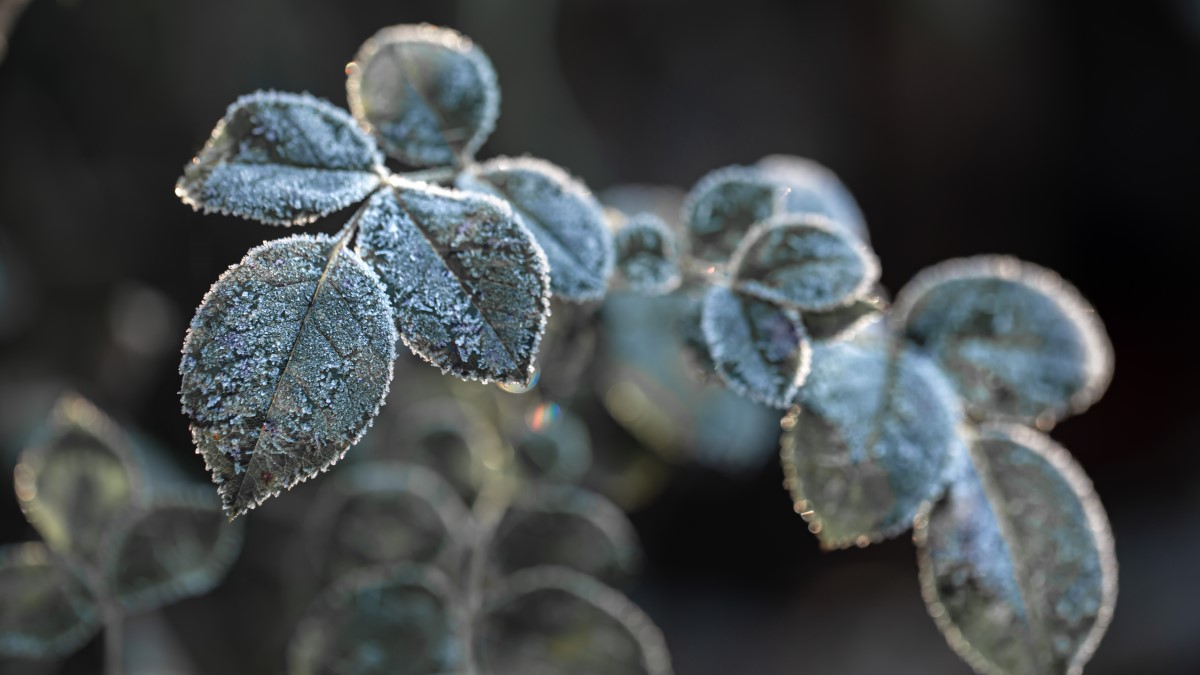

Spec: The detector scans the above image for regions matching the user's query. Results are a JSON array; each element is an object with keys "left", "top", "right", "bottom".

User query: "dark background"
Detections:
[{"left": 1, "top": 0, "right": 1198, "bottom": 673}]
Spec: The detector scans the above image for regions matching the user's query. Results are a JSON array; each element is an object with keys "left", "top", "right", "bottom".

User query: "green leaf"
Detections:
[
  {"left": 478, "top": 567, "right": 673, "bottom": 675},
  {"left": 730, "top": 214, "right": 880, "bottom": 311},
  {"left": 289, "top": 564, "right": 467, "bottom": 675},
  {"left": 176, "top": 91, "right": 383, "bottom": 226},
  {"left": 355, "top": 180, "right": 551, "bottom": 386},
  {"left": 800, "top": 295, "right": 886, "bottom": 342},
  {"left": 307, "top": 462, "right": 471, "bottom": 580},
  {"left": 347, "top": 24, "right": 499, "bottom": 167},
  {"left": 180, "top": 232, "right": 398, "bottom": 519},
  {"left": 488, "top": 486, "right": 641, "bottom": 587},
  {"left": 15, "top": 393, "right": 141, "bottom": 564},
  {"left": 756, "top": 154, "right": 870, "bottom": 243},
  {"left": 781, "top": 339, "right": 966, "bottom": 548},
  {"left": 459, "top": 157, "right": 614, "bottom": 302},
  {"left": 681, "top": 165, "right": 786, "bottom": 264},
  {"left": 915, "top": 425, "right": 1116, "bottom": 675},
  {"left": 107, "top": 485, "right": 244, "bottom": 613},
  {"left": 893, "top": 256, "right": 1113, "bottom": 426},
  {"left": 0, "top": 543, "right": 100, "bottom": 659},
  {"left": 701, "top": 286, "right": 811, "bottom": 409},
  {"left": 614, "top": 212, "right": 681, "bottom": 295}
]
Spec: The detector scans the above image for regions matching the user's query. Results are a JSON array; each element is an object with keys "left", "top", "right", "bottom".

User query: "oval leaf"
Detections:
[
  {"left": 0, "top": 543, "right": 99, "bottom": 659},
  {"left": 915, "top": 425, "right": 1116, "bottom": 675},
  {"left": 701, "top": 286, "right": 812, "bottom": 409},
  {"left": 107, "top": 485, "right": 244, "bottom": 614},
  {"left": 478, "top": 567, "right": 673, "bottom": 675},
  {"left": 800, "top": 295, "right": 886, "bottom": 342},
  {"left": 489, "top": 486, "right": 641, "bottom": 587},
  {"left": 15, "top": 393, "right": 141, "bottom": 564},
  {"left": 347, "top": 24, "right": 499, "bottom": 167},
  {"left": 756, "top": 155, "right": 870, "bottom": 243},
  {"left": 355, "top": 179, "right": 550, "bottom": 385},
  {"left": 614, "top": 213, "right": 681, "bottom": 295},
  {"left": 893, "top": 256, "right": 1113, "bottom": 426},
  {"left": 307, "top": 462, "right": 472, "bottom": 580},
  {"left": 730, "top": 214, "right": 880, "bottom": 311},
  {"left": 289, "top": 564, "right": 467, "bottom": 675},
  {"left": 176, "top": 91, "right": 383, "bottom": 226},
  {"left": 781, "top": 340, "right": 966, "bottom": 548},
  {"left": 180, "top": 232, "right": 398, "bottom": 519},
  {"left": 681, "top": 165, "right": 786, "bottom": 264},
  {"left": 459, "top": 157, "right": 614, "bottom": 302}
]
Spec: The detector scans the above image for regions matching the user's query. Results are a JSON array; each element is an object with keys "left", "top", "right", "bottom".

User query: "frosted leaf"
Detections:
[
  {"left": 289, "top": 564, "right": 467, "bottom": 675},
  {"left": 893, "top": 257, "right": 1113, "bottom": 426},
  {"left": 730, "top": 214, "right": 880, "bottom": 311},
  {"left": 347, "top": 24, "right": 499, "bottom": 167},
  {"left": 176, "top": 91, "right": 383, "bottom": 226},
  {"left": 801, "top": 295, "right": 886, "bottom": 342},
  {"left": 781, "top": 340, "right": 966, "bottom": 548},
  {"left": 489, "top": 486, "right": 641, "bottom": 587},
  {"left": 614, "top": 213, "right": 681, "bottom": 295},
  {"left": 599, "top": 185, "right": 687, "bottom": 228},
  {"left": 512, "top": 404, "right": 592, "bottom": 483},
  {"left": 356, "top": 180, "right": 550, "bottom": 386},
  {"left": 756, "top": 155, "right": 870, "bottom": 243},
  {"left": 459, "top": 157, "right": 614, "bottom": 302},
  {"left": 915, "top": 425, "right": 1116, "bottom": 675},
  {"left": 107, "top": 485, "right": 244, "bottom": 614},
  {"left": 0, "top": 543, "right": 99, "bottom": 659},
  {"left": 681, "top": 165, "right": 786, "bottom": 264},
  {"left": 701, "top": 286, "right": 812, "bottom": 410},
  {"left": 600, "top": 292, "right": 781, "bottom": 471},
  {"left": 307, "top": 462, "right": 472, "bottom": 580},
  {"left": 478, "top": 567, "right": 673, "bottom": 675},
  {"left": 677, "top": 292, "right": 719, "bottom": 382},
  {"left": 180, "top": 232, "right": 398, "bottom": 519},
  {"left": 15, "top": 393, "right": 141, "bottom": 565}
]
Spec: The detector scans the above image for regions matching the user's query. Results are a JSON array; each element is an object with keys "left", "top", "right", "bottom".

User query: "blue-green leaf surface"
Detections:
[
  {"left": 614, "top": 212, "right": 681, "bottom": 295},
  {"left": 355, "top": 179, "right": 551, "bottom": 385},
  {"left": 15, "top": 393, "right": 141, "bottom": 564},
  {"left": 347, "top": 24, "right": 499, "bottom": 167},
  {"left": 0, "top": 542, "right": 99, "bottom": 659},
  {"left": 801, "top": 295, "right": 886, "bottom": 342},
  {"left": 756, "top": 155, "right": 870, "bottom": 243},
  {"left": 107, "top": 485, "right": 244, "bottom": 613},
  {"left": 180, "top": 232, "right": 398, "bottom": 519},
  {"left": 176, "top": 91, "right": 383, "bottom": 226},
  {"left": 681, "top": 165, "right": 786, "bottom": 264},
  {"left": 893, "top": 256, "right": 1113, "bottom": 426},
  {"left": 701, "top": 286, "right": 811, "bottom": 409},
  {"left": 781, "top": 340, "right": 966, "bottom": 548},
  {"left": 731, "top": 214, "right": 880, "bottom": 311},
  {"left": 289, "top": 564, "right": 467, "bottom": 675},
  {"left": 915, "top": 425, "right": 1116, "bottom": 675},
  {"left": 478, "top": 567, "right": 673, "bottom": 675},
  {"left": 459, "top": 157, "right": 614, "bottom": 302}
]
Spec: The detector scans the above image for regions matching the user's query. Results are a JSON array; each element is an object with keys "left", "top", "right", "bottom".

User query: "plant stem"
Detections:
[{"left": 103, "top": 607, "right": 125, "bottom": 675}]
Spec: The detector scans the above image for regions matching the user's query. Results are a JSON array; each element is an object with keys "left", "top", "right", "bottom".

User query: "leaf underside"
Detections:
[{"left": 180, "top": 233, "right": 397, "bottom": 519}]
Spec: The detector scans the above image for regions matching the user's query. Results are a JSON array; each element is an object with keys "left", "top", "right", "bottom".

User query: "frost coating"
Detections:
[
  {"left": 180, "top": 233, "right": 398, "bottom": 519},
  {"left": 355, "top": 180, "right": 551, "bottom": 385},
  {"left": 479, "top": 566, "right": 674, "bottom": 675},
  {"left": 756, "top": 155, "right": 870, "bottom": 243},
  {"left": 731, "top": 214, "right": 880, "bottom": 311},
  {"left": 915, "top": 425, "right": 1116, "bottom": 675},
  {"left": 681, "top": 165, "right": 786, "bottom": 264},
  {"left": 107, "top": 486, "right": 245, "bottom": 613},
  {"left": 801, "top": 295, "right": 886, "bottom": 342},
  {"left": 893, "top": 256, "right": 1113, "bottom": 425},
  {"left": 781, "top": 340, "right": 966, "bottom": 548},
  {"left": 176, "top": 91, "right": 383, "bottom": 226},
  {"left": 614, "top": 212, "right": 681, "bottom": 295},
  {"left": 460, "top": 157, "right": 615, "bottom": 302},
  {"left": 701, "top": 286, "right": 811, "bottom": 410},
  {"left": 0, "top": 542, "right": 99, "bottom": 659},
  {"left": 348, "top": 24, "right": 499, "bottom": 167}
]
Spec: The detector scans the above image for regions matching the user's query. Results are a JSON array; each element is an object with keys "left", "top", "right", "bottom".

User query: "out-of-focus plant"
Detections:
[{"left": 0, "top": 394, "right": 243, "bottom": 674}]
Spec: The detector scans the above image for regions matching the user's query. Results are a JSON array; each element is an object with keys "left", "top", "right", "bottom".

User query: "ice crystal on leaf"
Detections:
[
  {"left": 176, "top": 91, "right": 384, "bottom": 226},
  {"left": 179, "top": 233, "right": 397, "bottom": 520},
  {"left": 681, "top": 165, "right": 786, "bottom": 265},
  {"left": 613, "top": 212, "right": 681, "bottom": 295}
]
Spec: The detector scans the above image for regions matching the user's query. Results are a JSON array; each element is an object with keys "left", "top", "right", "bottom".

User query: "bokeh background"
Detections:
[{"left": 1, "top": 0, "right": 1198, "bottom": 673}]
